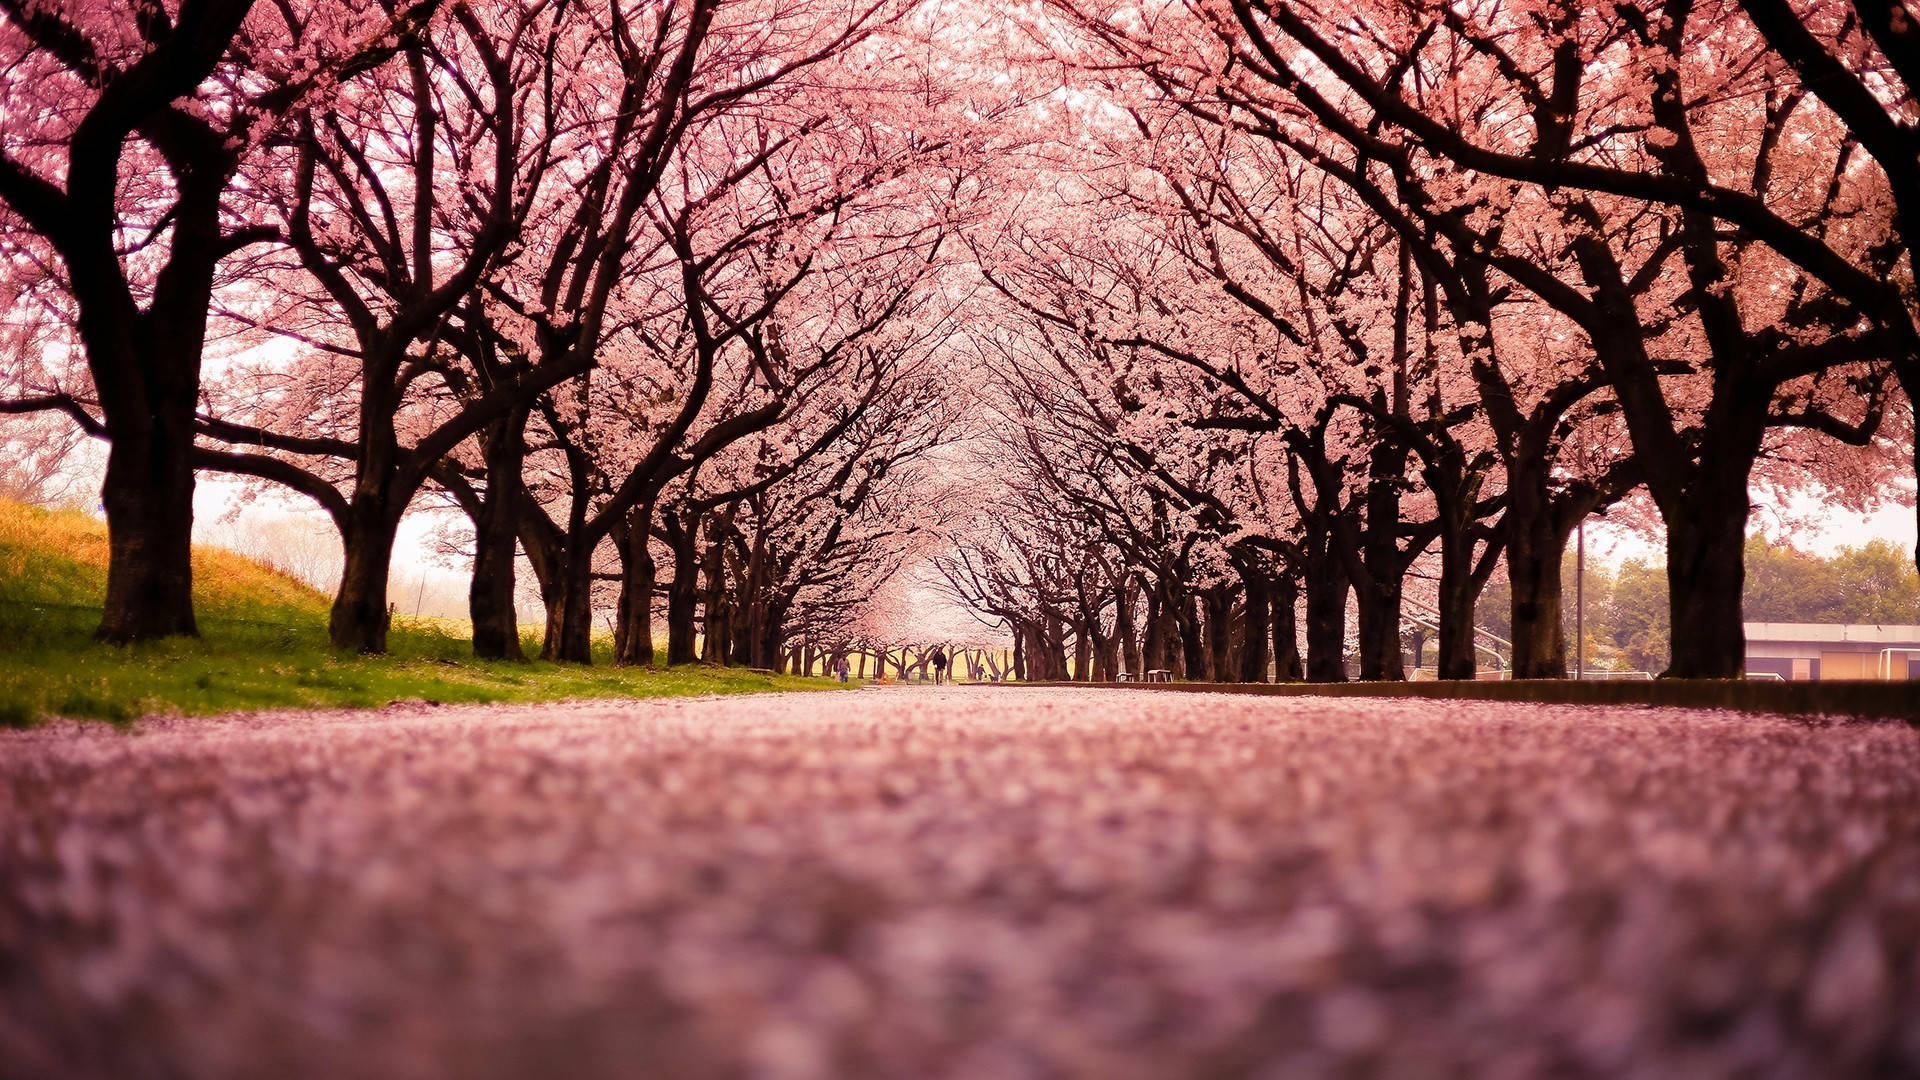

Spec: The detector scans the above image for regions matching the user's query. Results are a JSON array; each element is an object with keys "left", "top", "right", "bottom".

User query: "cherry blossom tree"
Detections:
[
  {"left": 0, "top": 283, "right": 98, "bottom": 506},
  {"left": 1156, "top": 0, "right": 1904, "bottom": 676},
  {"left": 199, "top": 0, "right": 797, "bottom": 655},
  {"left": 6, "top": 0, "right": 1908, "bottom": 687},
  {"left": 448, "top": 4, "right": 999, "bottom": 666},
  {"left": 0, "top": 0, "right": 436, "bottom": 642},
  {"left": 198, "top": 0, "right": 580, "bottom": 654},
  {"left": 509, "top": 154, "right": 956, "bottom": 663},
  {"left": 705, "top": 380, "right": 972, "bottom": 670},
  {"left": 1031, "top": 0, "right": 1907, "bottom": 678}
]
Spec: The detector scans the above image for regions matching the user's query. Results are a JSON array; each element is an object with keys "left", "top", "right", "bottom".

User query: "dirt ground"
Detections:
[{"left": 3, "top": 688, "right": 1916, "bottom": 1078}]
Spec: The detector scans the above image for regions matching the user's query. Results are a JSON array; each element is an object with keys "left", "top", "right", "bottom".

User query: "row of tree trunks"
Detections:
[
  {"left": 988, "top": 559, "right": 1318, "bottom": 684},
  {"left": 482, "top": 460, "right": 1588, "bottom": 687}
]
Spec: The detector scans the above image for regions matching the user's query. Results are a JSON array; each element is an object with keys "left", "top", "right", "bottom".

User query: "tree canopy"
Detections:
[{"left": 2, "top": 0, "right": 1913, "bottom": 680}]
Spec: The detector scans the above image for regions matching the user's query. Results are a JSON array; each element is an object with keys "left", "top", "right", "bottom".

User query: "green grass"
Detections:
[{"left": 0, "top": 501, "right": 840, "bottom": 727}]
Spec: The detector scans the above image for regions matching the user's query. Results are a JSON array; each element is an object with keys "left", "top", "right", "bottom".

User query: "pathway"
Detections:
[{"left": 3, "top": 688, "right": 1916, "bottom": 1077}]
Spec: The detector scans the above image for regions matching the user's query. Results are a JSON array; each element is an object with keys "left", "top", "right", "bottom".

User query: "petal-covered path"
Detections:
[{"left": 3, "top": 688, "right": 1917, "bottom": 1078}]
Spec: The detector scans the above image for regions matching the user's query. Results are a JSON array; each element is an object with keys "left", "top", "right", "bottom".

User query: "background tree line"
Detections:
[
  {"left": 939, "top": 0, "right": 1916, "bottom": 681},
  {"left": 1, "top": 0, "right": 1008, "bottom": 672},
  {"left": 3, "top": 0, "right": 1916, "bottom": 682}
]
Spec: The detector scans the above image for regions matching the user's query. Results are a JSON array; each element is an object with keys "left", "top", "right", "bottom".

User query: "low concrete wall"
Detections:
[{"left": 1004, "top": 679, "right": 1919, "bottom": 724}]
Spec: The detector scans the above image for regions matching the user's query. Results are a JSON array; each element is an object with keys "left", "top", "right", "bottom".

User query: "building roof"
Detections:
[{"left": 1744, "top": 622, "right": 1920, "bottom": 645}]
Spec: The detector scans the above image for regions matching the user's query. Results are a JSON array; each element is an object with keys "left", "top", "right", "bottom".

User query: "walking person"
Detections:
[
  {"left": 930, "top": 647, "right": 948, "bottom": 685},
  {"left": 834, "top": 654, "right": 850, "bottom": 683}
]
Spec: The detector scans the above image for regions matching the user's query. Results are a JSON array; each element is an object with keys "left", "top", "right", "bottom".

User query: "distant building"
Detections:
[{"left": 1744, "top": 623, "right": 1920, "bottom": 680}]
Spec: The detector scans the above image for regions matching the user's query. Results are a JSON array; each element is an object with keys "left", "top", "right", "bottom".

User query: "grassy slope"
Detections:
[{"left": 0, "top": 502, "right": 835, "bottom": 726}]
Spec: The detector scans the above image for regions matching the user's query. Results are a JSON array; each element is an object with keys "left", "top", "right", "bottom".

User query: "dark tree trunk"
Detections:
[
  {"left": 1434, "top": 533, "right": 1479, "bottom": 680},
  {"left": 613, "top": 507, "right": 656, "bottom": 666},
  {"left": 1664, "top": 487, "right": 1751, "bottom": 679},
  {"left": 1117, "top": 580, "right": 1141, "bottom": 678},
  {"left": 663, "top": 514, "right": 701, "bottom": 665},
  {"left": 725, "top": 599, "right": 750, "bottom": 667},
  {"left": 1142, "top": 587, "right": 1168, "bottom": 673},
  {"left": 700, "top": 514, "right": 734, "bottom": 665},
  {"left": 1432, "top": 497, "right": 1481, "bottom": 680},
  {"left": 1272, "top": 573, "right": 1304, "bottom": 682},
  {"left": 1572, "top": 222, "right": 1767, "bottom": 679},
  {"left": 1097, "top": 635, "right": 1119, "bottom": 682},
  {"left": 1178, "top": 592, "right": 1206, "bottom": 681},
  {"left": 535, "top": 438, "right": 597, "bottom": 663},
  {"left": 728, "top": 612, "right": 751, "bottom": 667},
  {"left": 541, "top": 545, "right": 595, "bottom": 664},
  {"left": 728, "top": 559, "right": 756, "bottom": 664},
  {"left": 1355, "top": 592, "right": 1404, "bottom": 681},
  {"left": 1073, "top": 629, "right": 1092, "bottom": 682},
  {"left": 330, "top": 487, "right": 403, "bottom": 655},
  {"left": 1354, "top": 253, "right": 1414, "bottom": 683},
  {"left": 469, "top": 408, "right": 528, "bottom": 661},
  {"left": 1505, "top": 466, "right": 1568, "bottom": 679},
  {"left": 1048, "top": 617, "right": 1071, "bottom": 681},
  {"left": 328, "top": 375, "right": 413, "bottom": 656},
  {"left": 1304, "top": 521, "right": 1350, "bottom": 683},
  {"left": 1656, "top": 365, "right": 1766, "bottom": 679},
  {"left": 535, "top": 573, "right": 564, "bottom": 658},
  {"left": 96, "top": 409, "right": 199, "bottom": 643},
  {"left": 1205, "top": 587, "right": 1235, "bottom": 682},
  {"left": 752, "top": 598, "right": 788, "bottom": 671},
  {"left": 60, "top": 79, "right": 240, "bottom": 644},
  {"left": 1238, "top": 570, "right": 1271, "bottom": 683},
  {"left": 739, "top": 533, "right": 774, "bottom": 668},
  {"left": 1355, "top": 509, "right": 1407, "bottom": 681},
  {"left": 665, "top": 572, "right": 699, "bottom": 664}
]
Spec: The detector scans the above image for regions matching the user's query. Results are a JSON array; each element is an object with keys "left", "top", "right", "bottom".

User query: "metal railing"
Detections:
[{"left": 1398, "top": 595, "right": 1512, "bottom": 677}]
